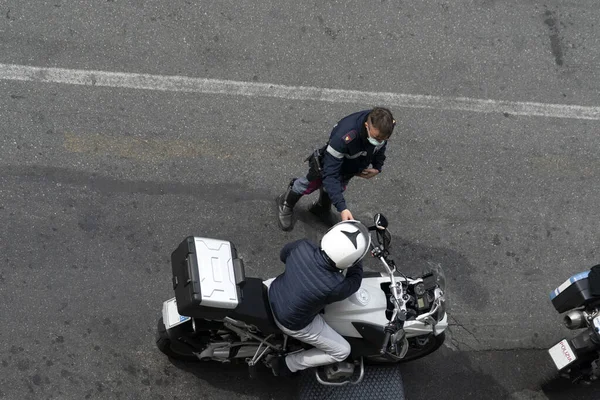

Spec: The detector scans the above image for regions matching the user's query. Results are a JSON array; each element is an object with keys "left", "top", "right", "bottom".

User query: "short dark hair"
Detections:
[{"left": 368, "top": 107, "right": 395, "bottom": 138}]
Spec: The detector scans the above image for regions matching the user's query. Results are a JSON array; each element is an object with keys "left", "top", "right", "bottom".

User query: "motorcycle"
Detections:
[
  {"left": 548, "top": 266, "right": 600, "bottom": 383},
  {"left": 156, "top": 214, "right": 448, "bottom": 385}
]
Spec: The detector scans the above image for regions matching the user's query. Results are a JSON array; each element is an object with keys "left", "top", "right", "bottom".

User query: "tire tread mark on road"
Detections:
[
  {"left": 544, "top": 8, "right": 565, "bottom": 67},
  {"left": 0, "top": 165, "right": 270, "bottom": 203}
]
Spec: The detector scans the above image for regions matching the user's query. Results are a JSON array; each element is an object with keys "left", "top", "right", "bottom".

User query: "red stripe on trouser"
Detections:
[
  {"left": 302, "top": 178, "right": 322, "bottom": 195},
  {"left": 301, "top": 179, "right": 348, "bottom": 196}
]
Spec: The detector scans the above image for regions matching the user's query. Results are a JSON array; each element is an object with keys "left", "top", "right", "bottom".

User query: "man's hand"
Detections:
[
  {"left": 341, "top": 209, "right": 354, "bottom": 221},
  {"left": 357, "top": 168, "right": 380, "bottom": 179}
]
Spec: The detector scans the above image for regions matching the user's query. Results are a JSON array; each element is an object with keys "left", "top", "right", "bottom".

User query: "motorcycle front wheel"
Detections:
[
  {"left": 365, "top": 332, "right": 446, "bottom": 364},
  {"left": 156, "top": 317, "right": 200, "bottom": 362}
]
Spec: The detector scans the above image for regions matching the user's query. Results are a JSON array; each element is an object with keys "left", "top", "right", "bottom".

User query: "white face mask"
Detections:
[
  {"left": 367, "top": 136, "right": 385, "bottom": 147},
  {"left": 366, "top": 122, "right": 386, "bottom": 146}
]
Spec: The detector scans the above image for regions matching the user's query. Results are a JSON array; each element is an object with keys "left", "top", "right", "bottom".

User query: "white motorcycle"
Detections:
[{"left": 156, "top": 214, "right": 448, "bottom": 385}]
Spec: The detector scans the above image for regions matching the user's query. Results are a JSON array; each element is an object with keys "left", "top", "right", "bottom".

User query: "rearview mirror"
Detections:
[{"left": 374, "top": 213, "right": 388, "bottom": 230}]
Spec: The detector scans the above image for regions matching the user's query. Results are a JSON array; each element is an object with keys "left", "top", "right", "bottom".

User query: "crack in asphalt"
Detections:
[{"left": 449, "top": 314, "right": 482, "bottom": 344}]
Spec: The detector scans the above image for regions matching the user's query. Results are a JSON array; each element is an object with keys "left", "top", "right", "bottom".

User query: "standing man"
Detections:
[{"left": 276, "top": 107, "right": 395, "bottom": 231}]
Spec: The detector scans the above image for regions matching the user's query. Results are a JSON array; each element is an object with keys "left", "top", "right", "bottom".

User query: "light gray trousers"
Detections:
[{"left": 264, "top": 279, "right": 351, "bottom": 372}]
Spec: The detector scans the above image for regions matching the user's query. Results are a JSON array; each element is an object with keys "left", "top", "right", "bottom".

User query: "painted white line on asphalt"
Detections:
[{"left": 1, "top": 63, "right": 600, "bottom": 120}]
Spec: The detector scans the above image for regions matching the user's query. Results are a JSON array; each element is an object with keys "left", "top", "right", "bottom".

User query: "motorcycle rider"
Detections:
[
  {"left": 265, "top": 220, "right": 371, "bottom": 376},
  {"left": 276, "top": 107, "right": 395, "bottom": 230}
]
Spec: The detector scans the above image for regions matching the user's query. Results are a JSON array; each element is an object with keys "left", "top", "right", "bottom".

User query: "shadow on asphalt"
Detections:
[
  {"left": 399, "top": 347, "right": 509, "bottom": 400},
  {"left": 164, "top": 348, "right": 600, "bottom": 400},
  {"left": 542, "top": 376, "right": 600, "bottom": 400},
  {"left": 169, "top": 358, "right": 299, "bottom": 399}
]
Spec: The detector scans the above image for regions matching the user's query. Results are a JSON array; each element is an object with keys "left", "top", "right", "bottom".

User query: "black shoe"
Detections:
[
  {"left": 276, "top": 195, "right": 295, "bottom": 232},
  {"left": 309, "top": 202, "right": 338, "bottom": 227},
  {"left": 270, "top": 355, "right": 293, "bottom": 377},
  {"left": 277, "top": 180, "right": 302, "bottom": 231},
  {"left": 308, "top": 188, "right": 338, "bottom": 227}
]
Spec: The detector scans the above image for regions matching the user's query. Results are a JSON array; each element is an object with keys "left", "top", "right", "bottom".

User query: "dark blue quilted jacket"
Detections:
[{"left": 268, "top": 239, "right": 363, "bottom": 331}]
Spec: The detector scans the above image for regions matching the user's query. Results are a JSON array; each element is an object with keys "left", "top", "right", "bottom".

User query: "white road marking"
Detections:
[{"left": 1, "top": 63, "right": 599, "bottom": 120}]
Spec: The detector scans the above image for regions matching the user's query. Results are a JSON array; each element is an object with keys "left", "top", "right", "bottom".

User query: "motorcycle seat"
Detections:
[{"left": 228, "top": 278, "right": 282, "bottom": 335}]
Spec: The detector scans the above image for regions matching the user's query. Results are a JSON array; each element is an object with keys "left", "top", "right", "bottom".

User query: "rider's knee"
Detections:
[{"left": 331, "top": 342, "right": 351, "bottom": 362}]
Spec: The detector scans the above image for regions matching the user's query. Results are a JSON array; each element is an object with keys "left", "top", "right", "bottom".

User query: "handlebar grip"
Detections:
[{"left": 380, "top": 330, "right": 393, "bottom": 355}]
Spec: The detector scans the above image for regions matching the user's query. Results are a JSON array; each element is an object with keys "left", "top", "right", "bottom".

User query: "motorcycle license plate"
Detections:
[
  {"left": 548, "top": 339, "right": 577, "bottom": 370},
  {"left": 162, "top": 297, "right": 191, "bottom": 329}
]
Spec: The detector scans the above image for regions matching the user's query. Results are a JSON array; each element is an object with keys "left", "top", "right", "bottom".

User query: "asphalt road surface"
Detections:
[{"left": 1, "top": 1, "right": 600, "bottom": 399}]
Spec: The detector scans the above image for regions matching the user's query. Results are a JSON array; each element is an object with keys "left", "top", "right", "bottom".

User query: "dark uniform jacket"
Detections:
[{"left": 322, "top": 110, "right": 388, "bottom": 212}]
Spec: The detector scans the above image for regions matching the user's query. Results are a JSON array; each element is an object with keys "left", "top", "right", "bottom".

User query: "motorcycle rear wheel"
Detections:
[
  {"left": 156, "top": 317, "right": 200, "bottom": 362},
  {"left": 365, "top": 332, "right": 446, "bottom": 364}
]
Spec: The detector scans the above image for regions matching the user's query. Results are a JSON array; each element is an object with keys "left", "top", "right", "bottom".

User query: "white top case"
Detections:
[{"left": 193, "top": 237, "right": 239, "bottom": 309}]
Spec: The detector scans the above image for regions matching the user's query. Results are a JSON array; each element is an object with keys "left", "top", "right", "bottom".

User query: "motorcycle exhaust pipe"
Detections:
[{"left": 564, "top": 311, "right": 587, "bottom": 330}]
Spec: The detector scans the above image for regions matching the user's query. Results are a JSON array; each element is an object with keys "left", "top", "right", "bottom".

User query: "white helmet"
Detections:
[{"left": 321, "top": 220, "right": 371, "bottom": 270}]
